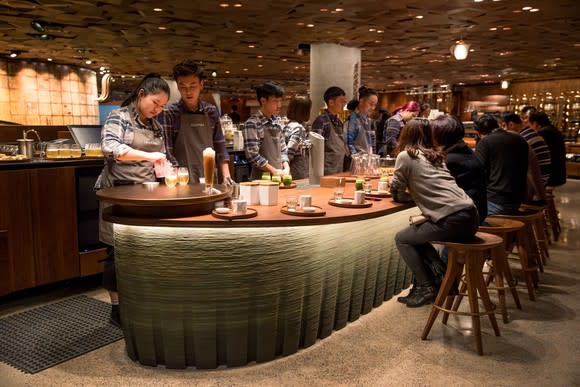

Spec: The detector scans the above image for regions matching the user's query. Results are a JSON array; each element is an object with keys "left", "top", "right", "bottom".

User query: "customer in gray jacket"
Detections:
[{"left": 390, "top": 118, "right": 479, "bottom": 307}]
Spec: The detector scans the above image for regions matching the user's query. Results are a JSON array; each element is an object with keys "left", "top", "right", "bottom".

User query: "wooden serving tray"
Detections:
[
  {"left": 280, "top": 205, "right": 326, "bottom": 217},
  {"left": 279, "top": 182, "right": 297, "bottom": 189},
  {"left": 328, "top": 199, "right": 373, "bottom": 208},
  {"left": 365, "top": 190, "right": 391, "bottom": 198},
  {"left": 211, "top": 207, "right": 258, "bottom": 220}
]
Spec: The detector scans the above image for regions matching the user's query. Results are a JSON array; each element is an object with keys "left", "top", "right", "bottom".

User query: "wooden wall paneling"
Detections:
[
  {"left": 30, "top": 167, "right": 80, "bottom": 285},
  {"left": 0, "top": 170, "right": 36, "bottom": 294},
  {"left": 0, "top": 230, "right": 10, "bottom": 295}
]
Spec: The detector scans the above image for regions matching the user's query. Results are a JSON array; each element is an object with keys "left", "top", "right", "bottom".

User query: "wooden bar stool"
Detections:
[
  {"left": 475, "top": 218, "right": 524, "bottom": 323},
  {"left": 545, "top": 187, "right": 561, "bottom": 242},
  {"left": 422, "top": 232, "right": 503, "bottom": 356},
  {"left": 519, "top": 204, "right": 550, "bottom": 266}
]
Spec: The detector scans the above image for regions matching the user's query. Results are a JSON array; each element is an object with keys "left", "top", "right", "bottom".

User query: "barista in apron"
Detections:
[
  {"left": 345, "top": 86, "right": 378, "bottom": 155},
  {"left": 312, "top": 86, "right": 348, "bottom": 175},
  {"left": 157, "top": 61, "right": 231, "bottom": 184},
  {"left": 243, "top": 81, "right": 290, "bottom": 179},
  {"left": 95, "top": 73, "right": 170, "bottom": 327},
  {"left": 283, "top": 96, "right": 312, "bottom": 180},
  {"left": 173, "top": 107, "right": 214, "bottom": 183}
]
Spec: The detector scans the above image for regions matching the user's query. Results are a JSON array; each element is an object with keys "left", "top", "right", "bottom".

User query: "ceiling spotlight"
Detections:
[
  {"left": 30, "top": 20, "right": 46, "bottom": 33},
  {"left": 450, "top": 40, "right": 470, "bottom": 60},
  {"left": 9, "top": 52, "right": 18, "bottom": 58},
  {"left": 85, "top": 59, "right": 92, "bottom": 64},
  {"left": 501, "top": 80, "right": 510, "bottom": 89},
  {"left": 211, "top": 71, "right": 217, "bottom": 77},
  {"left": 47, "top": 58, "right": 53, "bottom": 61}
]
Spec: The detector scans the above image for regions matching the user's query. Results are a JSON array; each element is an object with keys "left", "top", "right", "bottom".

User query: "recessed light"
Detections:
[
  {"left": 233, "top": 3, "right": 242, "bottom": 7},
  {"left": 522, "top": 6, "right": 532, "bottom": 10},
  {"left": 243, "top": 68, "right": 248, "bottom": 71},
  {"left": 296, "top": 22, "right": 305, "bottom": 26},
  {"left": 502, "top": 26, "right": 511, "bottom": 30},
  {"left": 469, "top": 48, "right": 475, "bottom": 52},
  {"left": 415, "top": 15, "right": 424, "bottom": 19},
  {"left": 121, "top": 75, "right": 125, "bottom": 78},
  {"left": 153, "top": 8, "right": 163, "bottom": 12},
  {"left": 320, "top": 8, "right": 328, "bottom": 12},
  {"left": 530, "top": 8, "right": 539, "bottom": 12},
  {"left": 248, "top": 44, "right": 255, "bottom": 48},
  {"left": 335, "top": 8, "right": 344, "bottom": 12},
  {"left": 132, "top": 75, "right": 136, "bottom": 78},
  {"left": 47, "top": 58, "right": 52, "bottom": 61},
  {"left": 235, "top": 30, "right": 244, "bottom": 33},
  {"left": 258, "top": 64, "right": 263, "bottom": 67},
  {"left": 281, "top": 58, "right": 288, "bottom": 61},
  {"left": 474, "top": 0, "right": 483, "bottom": 2},
  {"left": 219, "top": 3, "right": 229, "bottom": 8},
  {"left": 489, "top": 27, "right": 497, "bottom": 31},
  {"left": 377, "top": 30, "right": 384, "bottom": 33},
  {"left": 257, "top": 55, "right": 263, "bottom": 58},
  {"left": 306, "top": 24, "right": 315, "bottom": 27},
  {"left": 225, "top": 70, "right": 230, "bottom": 74},
  {"left": 369, "top": 28, "right": 376, "bottom": 32},
  {"left": 85, "top": 60, "right": 92, "bottom": 64},
  {"left": 9, "top": 52, "right": 18, "bottom": 58},
  {"left": 99, "top": 66, "right": 106, "bottom": 71},
  {"left": 158, "top": 26, "right": 167, "bottom": 30}
]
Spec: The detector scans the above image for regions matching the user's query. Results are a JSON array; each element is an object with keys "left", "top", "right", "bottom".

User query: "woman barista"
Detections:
[{"left": 95, "top": 73, "right": 170, "bottom": 326}]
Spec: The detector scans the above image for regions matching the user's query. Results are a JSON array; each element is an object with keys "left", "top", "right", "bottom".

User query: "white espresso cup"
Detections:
[
  {"left": 299, "top": 194, "right": 312, "bottom": 208},
  {"left": 354, "top": 190, "right": 365, "bottom": 205},
  {"left": 232, "top": 199, "right": 247, "bottom": 215}
]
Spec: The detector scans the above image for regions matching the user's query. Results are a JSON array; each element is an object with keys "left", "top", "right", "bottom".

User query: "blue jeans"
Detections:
[
  {"left": 487, "top": 201, "right": 521, "bottom": 216},
  {"left": 395, "top": 207, "right": 479, "bottom": 287}
]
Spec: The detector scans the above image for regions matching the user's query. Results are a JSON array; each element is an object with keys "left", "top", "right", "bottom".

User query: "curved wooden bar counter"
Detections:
[{"left": 98, "top": 183, "right": 417, "bottom": 369}]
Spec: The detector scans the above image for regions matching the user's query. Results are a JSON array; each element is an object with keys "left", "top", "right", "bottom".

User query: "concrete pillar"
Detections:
[{"left": 309, "top": 43, "right": 361, "bottom": 120}]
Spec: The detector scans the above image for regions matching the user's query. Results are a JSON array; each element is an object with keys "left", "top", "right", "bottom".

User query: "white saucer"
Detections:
[{"left": 214, "top": 207, "right": 230, "bottom": 214}]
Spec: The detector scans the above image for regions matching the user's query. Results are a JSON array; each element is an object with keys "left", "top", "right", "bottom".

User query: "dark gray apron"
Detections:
[
  {"left": 324, "top": 113, "right": 347, "bottom": 175},
  {"left": 173, "top": 110, "right": 214, "bottom": 183},
  {"left": 98, "top": 115, "right": 164, "bottom": 245},
  {"left": 285, "top": 122, "right": 309, "bottom": 180},
  {"left": 250, "top": 122, "right": 283, "bottom": 180},
  {"left": 351, "top": 112, "right": 371, "bottom": 154}
]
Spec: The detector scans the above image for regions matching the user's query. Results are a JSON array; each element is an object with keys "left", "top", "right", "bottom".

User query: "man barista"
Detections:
[
  {"left": 312, "top": 86, "right": 347, "bottom": 175},
  {"left": 243, "top": 81, "right": 290, "bottom": 179},
  {"left": 157, "top": 61, "right": 231, "bottom": 183}
]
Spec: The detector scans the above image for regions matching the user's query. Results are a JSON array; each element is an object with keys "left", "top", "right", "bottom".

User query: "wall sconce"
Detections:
[
  {"left": 450, "top": 40, "right": 470, "bottom": 60},
  {"left": 501, "top": 80, "right": 510, "bottom": 89}
]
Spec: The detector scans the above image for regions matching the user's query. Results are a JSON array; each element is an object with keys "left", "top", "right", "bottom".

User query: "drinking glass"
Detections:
[
  {"left": 203, "top": 149, "right": 216, "bottom": 194},
  {"left": 177, "top": 167, "right": 190, "bottom": 185},
  {"left": 70, "top": 144, "right": 82, "bottom": 158},
  {"left": 46, "top": 144, "right": 59, "bottom": 159},
  {"left": 363, "top": 181, "right": 373, "bottom": 194},
  {"left": 164, "top": 167, "right": 178, "bottom": 187},
  {"left": 59, "top": 144, "right": 71, "bottom": 159},
  {"left": 334, "top": 177, "right": 345, "bottom": 201},
  {"left": 286, "top": 195, "right": 298, "bottom": 211}
]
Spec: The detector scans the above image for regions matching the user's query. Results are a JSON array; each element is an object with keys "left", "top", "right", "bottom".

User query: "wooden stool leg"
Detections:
[
  {"left": 516, "top": 228, "right": 537, "bottom": 301},
  {"left": 547, "top": 195, "right": 561, "bottom": 242},
  {"left": 465, "top": 253, "right": 484, "bottom": 355},
  {"left": 422, "top": 250, "right": 460, "bottom": 339},
  {"left": 500, "top": 235, "right": 522, "bottom": 310},
  {"left": 474, "top": 254, "right": 501, "bottom": 337},
  {"left": 491, "top": 244, "right": 509, "bottom": 323},
  {"left": 442, "top": 262, "right": 463, "bottom": 325}
]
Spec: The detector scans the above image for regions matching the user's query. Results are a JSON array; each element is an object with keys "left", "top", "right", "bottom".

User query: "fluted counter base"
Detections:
[{"left": 114, "top": 207, "right": 415, "bottom": 368}]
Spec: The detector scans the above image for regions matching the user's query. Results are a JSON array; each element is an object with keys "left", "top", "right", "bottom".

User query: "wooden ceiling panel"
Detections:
[{"left": 0, "top": 0, "right": 579, "bottom": 96}]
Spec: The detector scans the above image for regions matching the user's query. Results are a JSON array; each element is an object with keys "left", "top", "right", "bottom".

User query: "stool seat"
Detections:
[
  {"left": 422, "top": 232, "right": 503, "bottom": 355},
  {"left": 480, "top": 217, "right": 525, "bottom": 234}
]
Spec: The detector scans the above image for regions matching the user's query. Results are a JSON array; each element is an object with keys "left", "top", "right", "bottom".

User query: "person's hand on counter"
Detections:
[{"left": 282, "top": 162, "right": 290, "bottom": 177}]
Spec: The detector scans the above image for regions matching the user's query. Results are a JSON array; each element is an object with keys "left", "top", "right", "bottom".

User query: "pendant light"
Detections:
[{"left": 450, "top": 40, "right": 470, "bottom": 60}]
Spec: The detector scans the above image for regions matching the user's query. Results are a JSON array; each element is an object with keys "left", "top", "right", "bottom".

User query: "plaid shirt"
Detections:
[
  {"left": 243, "top": 110, "right": 289, "bottom": 168},
  {"left": 101, "top": 103, "right": 164, "bottom": 160},
  {"left": 346, "top": 111, "right": 373, "bottom": 154},
  {"left": 156, "top": 99, "right": 229, "bottom": 165},
  {"left": 312, "top": 109, "right": 343, "bottom": 140}
]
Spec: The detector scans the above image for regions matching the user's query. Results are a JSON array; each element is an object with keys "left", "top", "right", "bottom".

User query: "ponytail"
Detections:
[{"left": 121, "top": 72, "right": 170, "bottom": 107}]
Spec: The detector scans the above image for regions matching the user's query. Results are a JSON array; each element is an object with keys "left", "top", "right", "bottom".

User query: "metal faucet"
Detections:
[
  {"left": 23, "top": 129, "right": 42, "bottom": 143},
  {"left": 20, "top": 129, "right": 44, "bottom": 159}
]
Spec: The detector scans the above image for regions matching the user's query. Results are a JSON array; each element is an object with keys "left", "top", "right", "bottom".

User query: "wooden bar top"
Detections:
[{"left": 102, "top": 181, "right": 416, "bottom": 228}]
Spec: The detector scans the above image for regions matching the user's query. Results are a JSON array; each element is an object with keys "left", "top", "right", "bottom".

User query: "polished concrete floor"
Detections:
[{"left": 1, "top": 181, "right": 579, "bottom": 386}]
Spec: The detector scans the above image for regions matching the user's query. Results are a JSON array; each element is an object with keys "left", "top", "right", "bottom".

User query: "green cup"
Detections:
[
  {"left": 355, "top": 178, "right": 364, "bottom": 191},
  {"left": 283, "top": 174, "right": 293, "bottom": 186}
]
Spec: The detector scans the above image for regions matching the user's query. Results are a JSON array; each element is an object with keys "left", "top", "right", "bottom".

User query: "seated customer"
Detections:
[
  {"left": 474, "top": 114, "right": 529, "bottom": 215},
  {"left": 430, "top": 115, "right": 487, "bottom": 223},
  {"left": 529, "top": 111, "right": 567, "bottom": 187},
  {"left": 391, "top": 119, "right": 479, "bottom": 308}
]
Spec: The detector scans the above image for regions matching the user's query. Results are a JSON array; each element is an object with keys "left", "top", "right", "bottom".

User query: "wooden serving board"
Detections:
[
  {"left": 279, "top": 182, "right": 297, "bottom": 189},
  {"left": 328, "top": 199, "right": 373, "bottom": 208},
  {"left": 211, "top": 207, "right": 258, "bottom": 220},
  {"left": 280, "top": 205, "right": 326, "bottom": 217}
]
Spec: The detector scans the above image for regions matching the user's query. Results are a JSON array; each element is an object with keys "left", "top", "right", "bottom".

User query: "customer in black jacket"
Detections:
[{"left": 431, "top": 115, "right": 487, "bottom": 223}]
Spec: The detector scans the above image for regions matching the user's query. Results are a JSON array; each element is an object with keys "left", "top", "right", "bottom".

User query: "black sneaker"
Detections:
[
  {"left": 109, "top": 304, "right": 121, "bottom": 328},
  {"left": 406, "top": 286, "right": 438, "bottom": 308}
]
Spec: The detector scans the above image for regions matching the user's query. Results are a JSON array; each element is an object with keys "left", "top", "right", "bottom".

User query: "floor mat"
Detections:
[{"left": 0, "top": 295, "right": 123, "bottom": 374}]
